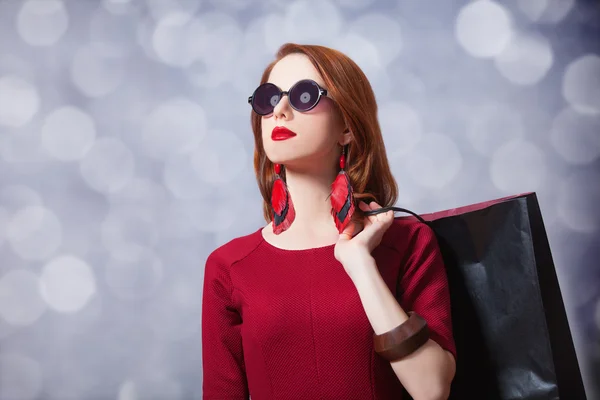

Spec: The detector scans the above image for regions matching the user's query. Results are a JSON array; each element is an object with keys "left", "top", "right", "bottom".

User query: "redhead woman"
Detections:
[{"left": 202, "top": 43, "right": 456, "bottom": 400}]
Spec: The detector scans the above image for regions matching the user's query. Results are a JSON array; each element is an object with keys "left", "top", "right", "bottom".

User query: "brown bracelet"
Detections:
[{"left": 373, "top": 311, "right": 430, "bottom": 361}]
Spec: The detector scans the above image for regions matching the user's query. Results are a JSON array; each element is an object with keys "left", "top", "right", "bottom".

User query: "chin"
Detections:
[{"left": 264, "top": 145, "right": 297, "bottom": 163}]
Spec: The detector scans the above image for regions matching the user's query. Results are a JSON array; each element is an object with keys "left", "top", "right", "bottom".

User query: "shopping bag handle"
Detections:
[{"left": 363, "top": 206, "right": 427, "bottom": 224}]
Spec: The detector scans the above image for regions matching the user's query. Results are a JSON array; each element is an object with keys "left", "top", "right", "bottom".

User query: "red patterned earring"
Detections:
[
  {"left": 330, "top": 144, "right": 355, "bottom": 233},
  {"left": 271, "top": 163, "right": 295, "bottom": 235}
]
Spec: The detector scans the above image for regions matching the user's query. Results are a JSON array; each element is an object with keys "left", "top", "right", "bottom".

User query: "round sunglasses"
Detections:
[{"left": 247, "top": 79, "right": 329, "bottom": 116}]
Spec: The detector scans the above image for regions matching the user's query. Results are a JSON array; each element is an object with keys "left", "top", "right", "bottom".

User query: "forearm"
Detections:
[{"left": 350, "top": 257, "right": 455, "bottom": 400}]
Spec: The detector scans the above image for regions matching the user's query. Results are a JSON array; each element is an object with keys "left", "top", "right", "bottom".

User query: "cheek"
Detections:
[
  {"left": 261, "top": 117, "right": 274, "bottom": 140},
  {"left": 310, "top": 100, "right": 344, "bottom": 131}
]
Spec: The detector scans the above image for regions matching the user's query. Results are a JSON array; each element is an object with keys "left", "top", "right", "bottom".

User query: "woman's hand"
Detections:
[{"left": 334, "top": 201, "right": 395, "bottom": 278}]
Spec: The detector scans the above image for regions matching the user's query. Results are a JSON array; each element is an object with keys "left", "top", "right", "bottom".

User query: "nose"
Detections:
[{"left": 272, "top": 93, "right": 292, "bottom": 120}]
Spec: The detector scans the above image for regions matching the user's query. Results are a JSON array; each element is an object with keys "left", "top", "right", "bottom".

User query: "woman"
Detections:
[{"left": 202, "top": 43, "right": 456, "bottom": 400}]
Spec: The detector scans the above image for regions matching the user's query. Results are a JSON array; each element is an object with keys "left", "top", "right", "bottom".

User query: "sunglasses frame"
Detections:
[{"left": 247, "top": 79, "right": 329, "bottom": 116}]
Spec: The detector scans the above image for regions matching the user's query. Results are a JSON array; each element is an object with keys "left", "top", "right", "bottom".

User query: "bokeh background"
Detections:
[{"left": 0, "top": 0, "right": 599, "bottom": 398}]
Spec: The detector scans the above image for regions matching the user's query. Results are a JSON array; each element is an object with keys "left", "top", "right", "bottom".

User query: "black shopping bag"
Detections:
[{"left": 399, "top": 193, "right": 586, "bottom": 399}]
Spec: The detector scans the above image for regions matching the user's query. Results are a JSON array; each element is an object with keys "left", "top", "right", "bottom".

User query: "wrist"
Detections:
[{"left": 343, "top": 254, "right": 377, "bottom": 281}]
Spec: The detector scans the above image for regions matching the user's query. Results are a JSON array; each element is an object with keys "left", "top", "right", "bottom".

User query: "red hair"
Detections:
[{"left": 252, "top": 43, "right": 398, "bottom": 223}]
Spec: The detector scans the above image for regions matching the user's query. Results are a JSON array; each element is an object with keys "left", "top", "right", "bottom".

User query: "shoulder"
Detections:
[
  {"left": 206, "top": 228, "right": 264, "bottom": 268},
  {"left": 380, "top": 217, "right": 438, "bottom": 253}
]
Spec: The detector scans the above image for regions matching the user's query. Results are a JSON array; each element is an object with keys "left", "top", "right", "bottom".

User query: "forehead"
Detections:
[{"left": 267, "top": 53, "right": 326, "bottom": 90}]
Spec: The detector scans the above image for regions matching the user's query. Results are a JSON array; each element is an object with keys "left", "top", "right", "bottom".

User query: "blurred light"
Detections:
[
  {"left": 39, "top": 255, "right": 97, "bottom": 313},
  {"left": 467, "top": 102, "right": 524, "bottom": 156},
  {"left": 517, "top": 0, "right": 575, "bottom": 24},
  {"left": 195, "top": 83, "right": 249, "bottom": 122},
  {"left": 490, "top": 139, "right": 546, "bottom": 193},
  {"left": 186, "top": 60, "right": 220, "bottom": 89},
  {"left": 379, "top": 102, "right": 423, "bottom": 157},
  {"left": 562, "top": 54, "right": 600, "bottom": 114},
  {"left": 108, "top": 177, "right": 170, "bottom": 215},
  {"left": 163, "top": 152, "right": 213, "bottom": 200},
  {"left": 79, "top": 137, "right": 135, "bottom": 194},
  {"left": 346, "top": 13, "right": 402, "bottom": 67},
  {"left": 455, "top": 0, "right": 513, "bottom": 58},
  {"left": 41, "top": 106, "right": 96, "bottom": 161},
  {"left": 147, "top": 279, "right": 201, "bottom": 342},
  {"left": 146, "top": 0, "right": 201, "bottom": 22},
  {"left": 333, "top": 33, "right": 382, "bottom": 78},
  {"left": 231, "top": 16, "right": 275, "bottom": 95},
  {"left": 17, "top": 0, "right": 69, "bottom": 47},
  {"left": 178, "top": 189, "right": 241, "bottom": 233},
  {"left": 0, "top": 185, "right": 43, "bottom": 213},
  {"left": 388, "top": 66, "right": 427, "bottom": 101},
  {"left": 60, "top": 294, "right": 103, "bottom": 336},
  {"left": 0, "top": 126, "right": 49, "bottom": 172},
  {"left": 333, "top": 0, "right": 374, "bottom": 10},
  {"left": 558, "top": 169, "right": 600, "bottom": 233},
  {"left": 0, "top": 354, "right": 43, "bottom": 400},
  {"left": 160, "top": 200, "right": 200, "bottom": 239},
  {"left": 152, "top": 12, "right": 196, "bottom": 67},
  {"left": 209, "top": 0, "right": 253, "bottom": 12},
  {"left": 102, "top": 0, "right": 135, "bottom": 15},
  {"left": 105, "top": 247, "right": 163, "bottom": 300},
  {"left": 70, "top": 44, "right": 126, "bottom": 97},
  {"left": 0, "top": 75, "right": 40, "bottom": 127},
  {"left": 214, "top": 194, "right": 265, "bottom": 248},
  {"left": 262, "top": 13, "right": 292, "bottom": 54},
  {"left": 119, "top": 375, "right": 183, "bottom": 400},
  {"left": 0, "top": 54, "right": 35, "bottom": 82},
  {"left": 551, "top": 107, "right": 600, "bottom": 164},
  {"left": 7, "top": 206, "right": 62, "bottom": 261},
  {"left": 43, "top": 363, "right": 99, "bottom": 400},
  {"left": 405, "top": 133, "right": 463, "bottom": 190},
  {"left": 494, "top": 31, "right": 553, "bottom": 86},
  {"left": 189, "top": 130, "right": 247, "bottom": 184},
  {"left": 136, "top": 14, "right": 161, "bottom": 62},
  {"left": 284, "top": 1, "right": 342, "bottom": 46},
  {"left": 0, "top": 208, "right": 6, "bottom": 249},
  {"left": 118, "top": 380, "right": 137, "bottom": 400},
  {"left": 177, "top": 12, "right": 243, "bottom": 89},
  {"left": 101, "top": 206, "right": 159, "bottom": 262},
  {"left": 91, "top": 5, "right": 138, "bottom": 50},
  {"left": 0, "top": 270, "right": 47, "bottom": 326},
  {"left": 0, "top": 317, "right": 16, "bottom": 341},
  {"left": 141, "top": 98, "right": 206, "bottom": 160},
  {"left": 516, "top": 0, "right": 547, "bottom": 21}
]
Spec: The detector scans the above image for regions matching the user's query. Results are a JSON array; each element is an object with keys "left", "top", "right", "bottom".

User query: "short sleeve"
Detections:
[
  {"left": 202, "top": 251, "right": 249, "bottom": 399},
  {"left": 398, "top": 224, "right": 456, "bottom": 360}
]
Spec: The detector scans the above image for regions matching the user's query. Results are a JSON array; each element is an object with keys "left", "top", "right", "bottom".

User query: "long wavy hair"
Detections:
[{"left": 252, "top": 43, "right": 398, "bottom": 223}]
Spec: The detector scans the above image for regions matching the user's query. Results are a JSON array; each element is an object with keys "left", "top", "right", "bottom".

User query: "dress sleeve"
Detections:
[
  {"left": 202, "top": 251, "right": 249, "bottom": 399},
  {"left": 397, "top": 223, "right": 456, "bottom": 360}
]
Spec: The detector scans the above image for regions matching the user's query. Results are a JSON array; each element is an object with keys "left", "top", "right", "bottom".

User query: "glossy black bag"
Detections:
[{"left": 395, "top": 193, "right": 586, "bottom": 399}]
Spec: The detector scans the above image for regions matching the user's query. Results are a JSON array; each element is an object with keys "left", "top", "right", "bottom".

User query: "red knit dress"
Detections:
[{"left": 202, "top": 218, "right": 456, "bottom": 399}]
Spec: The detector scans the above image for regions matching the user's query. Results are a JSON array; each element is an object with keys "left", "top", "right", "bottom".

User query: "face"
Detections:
[{"left": 259, "top": 53, "right": 347, "bottom": 170}]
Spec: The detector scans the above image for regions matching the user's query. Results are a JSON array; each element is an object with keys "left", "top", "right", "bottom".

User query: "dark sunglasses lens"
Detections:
[
  {"left": 252, "top": 83, "right": 280, "bottom": 115},
  {"left": 289, "top": 80, "right": 320, "bottom": 111}
]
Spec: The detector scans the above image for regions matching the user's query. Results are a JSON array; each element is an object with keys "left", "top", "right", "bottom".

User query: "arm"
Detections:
[
  {"left": 350, "top": 226, "right": 456, "bottom": 400},
  {"left": 202, "top": 252, "right": 249, "bottom": 399}
]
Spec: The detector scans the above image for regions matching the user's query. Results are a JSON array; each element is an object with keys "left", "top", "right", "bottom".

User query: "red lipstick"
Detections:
[{"left": 271, "top": 126, "right": 297, "bottom": 141}]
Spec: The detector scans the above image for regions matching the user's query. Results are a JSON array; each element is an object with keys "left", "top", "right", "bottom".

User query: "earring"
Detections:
[
  {"left": 271, "top": 163, "right": 295, "bottom": 235},
  {"left": 330, "top": 144, "right": 355, "bottom": 233}
]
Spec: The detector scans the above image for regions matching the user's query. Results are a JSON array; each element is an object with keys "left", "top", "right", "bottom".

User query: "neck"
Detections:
[{"left": 282, "top": 163, "right": 339, "bottom": 233}]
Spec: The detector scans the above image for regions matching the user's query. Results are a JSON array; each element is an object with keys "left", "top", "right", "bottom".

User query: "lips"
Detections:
[{"left": 271, "top": 126, "right": 297, "bottom": 141}]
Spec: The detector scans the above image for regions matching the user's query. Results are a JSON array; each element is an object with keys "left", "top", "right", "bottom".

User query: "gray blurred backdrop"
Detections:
[{"left": 0, "top": 0, "right": 599, "bottom": 398}]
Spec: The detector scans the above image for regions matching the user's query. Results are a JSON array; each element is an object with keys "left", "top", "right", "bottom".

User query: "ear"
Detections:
[{"left": 339, "top": 128, "right": 352, "bottom": 146}]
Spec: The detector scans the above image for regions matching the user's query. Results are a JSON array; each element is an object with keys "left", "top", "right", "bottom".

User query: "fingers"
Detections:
[
  {"left": 359, "top": 201, "right": 394, "bottom": 222},
  {"left": 338, "top": 231, "right": 353, "bottom": 241},
  {"left": 339, "top": 219, "right": 363, "bottom": 240}
]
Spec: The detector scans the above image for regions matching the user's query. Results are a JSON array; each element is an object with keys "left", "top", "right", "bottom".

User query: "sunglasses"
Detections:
[{"left": 247, "top": 79, "right": 330, "bottom": 115}]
